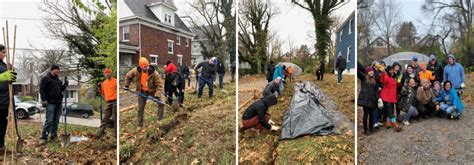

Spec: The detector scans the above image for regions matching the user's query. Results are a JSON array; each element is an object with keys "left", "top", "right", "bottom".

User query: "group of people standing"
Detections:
[
  {"left": 124, "top": 56, "right": 227, "bottom": 128},
  {"left": 358, "top": 54, "right": 465, "bottom": 135}
]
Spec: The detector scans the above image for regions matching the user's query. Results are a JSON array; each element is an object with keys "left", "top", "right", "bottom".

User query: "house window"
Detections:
[
  {"left": 339, "top": 30, "right": 343, "bottom": 42},
  {"left": 67, "top": 90, "right": 74, "bottom": 99},
  {"left": 167, "top": 40, "right": 174, "bottom": 54},
  {"left": 185, "top": 38, "right": 189, "bottom": 47},
  {"left": 150, "top": 54, "right": 158, "bottom": 65},
  {"left": 376, "top": 40, "right": 383, "bottom": 46},
  {"left": 177, "top": 55, "right": 183, "bottom": 65},
  {"left": 346, "top": 46, "right": 351, "bottom": 62},
  {"left": 164, "top": 14, "right": 172, "bottom": 23},
  {"left": 123, "top": 26, "right": 130, "bottom": 41},
  {"left": 348, "top": 19, "right": 353, "bottom": 34},
  {"left": 176, "top": 35, "right": 181, "bottom": 45}
]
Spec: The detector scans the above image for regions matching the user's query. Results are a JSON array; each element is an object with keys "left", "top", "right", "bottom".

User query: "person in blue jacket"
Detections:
[
  {"left": 443, "top": 54, "right": 465, "bottom": 94},
  {"left": 273, "top": 63, "right": 284, "bottom": 93},
  {"left": 435, "top": 80, "right": 464, "bottom": 119}
]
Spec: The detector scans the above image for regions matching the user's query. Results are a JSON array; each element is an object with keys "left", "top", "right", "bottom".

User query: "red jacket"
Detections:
[
  {"left": 380, "top": 72, "right": 397, "bottom": 103},
  {"left": 164, "top": 63, "right": 177, "bottom": 73}
]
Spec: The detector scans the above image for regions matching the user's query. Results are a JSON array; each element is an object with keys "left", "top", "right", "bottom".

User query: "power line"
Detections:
[{"left": 0, "top": 17, "right": 60, "bottom": 21}]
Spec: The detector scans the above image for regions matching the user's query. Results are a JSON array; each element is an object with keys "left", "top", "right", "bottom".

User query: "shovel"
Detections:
[
  {"left": 123, "top": 88, "right": 170, "bottom": 108},
  {"left": 10, "top": 25, "right": 23, "bottom": 153},
  {"left": 99, "top": 83, "right": 103, "bottom": 123},
  {"left": 60, "top": 77, "right": 70, "bottom": 147},
  {"left": 11, "top": 89, "right": 24, "bottom": 153}
]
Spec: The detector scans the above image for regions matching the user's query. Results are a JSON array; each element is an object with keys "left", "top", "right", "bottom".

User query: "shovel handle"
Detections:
[{"left": 123, "top": 88, "right": 171, "bottom": 107}]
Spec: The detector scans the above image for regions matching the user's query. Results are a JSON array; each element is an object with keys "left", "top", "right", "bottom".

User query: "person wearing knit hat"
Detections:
[
  {"left": 124, "top": 57, "right": 165, "bottom": 126},
  {"left": 39, "top": 64, "right": 68, "bottom": 145},
  {"left": 194, "top": 57, "right": 218, "bottom": 98},
  {"left": 419, "top": 63, "right": 435, "bottom": 82},
  {"left": 95, "top": 68, "right": 117, "bottom": 138},
  {"left": 427, "top": 54, "right": 444, "bottom": 83},
  {"left": 357, "top": 62, "right": 379, "bottom": 135},
  {"left": 443, "top": 54, "right": 465, "bottom": 94},
  {"left": 263, "top": 77, "right": 281, "bottom": 97}
]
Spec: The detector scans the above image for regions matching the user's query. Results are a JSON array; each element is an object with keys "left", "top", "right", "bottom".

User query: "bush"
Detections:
[{"left": 20, "top": 96, "right": 34, "bottom": 101}]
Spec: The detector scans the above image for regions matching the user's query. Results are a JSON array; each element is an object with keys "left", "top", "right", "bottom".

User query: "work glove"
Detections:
[
  {"left": 41, "top": 101, "right": 48, "bottom": 108},
  {"left": 461, "top": 83, "right": 465, "bottom": 88},
  {"left": 375, "top": 64, "right": 385, "bottom": 72},
  {"left": 270, "top": 125, "right": 281, "bottom": 131},
  {"left": 268, "top": 119, "right": 275, "bottom": 125},
  {"left": 0, "top": 70, "right": 17, "bottom": 82},
  {"left": 377, "top": 98, "right": 384, "bottom": 109}
]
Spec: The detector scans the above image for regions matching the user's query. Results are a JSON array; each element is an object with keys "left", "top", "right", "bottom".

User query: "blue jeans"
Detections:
[
  {"left": 198, "top": 77, "right": 213, "bottom": 98},
  {"left": 337, "top": 69, "right": 343, "bottom": 83},
  {"left": 402, "top": 106, "right": 419, "bottom": 122},
  {"left": 440, "top": 103, "right": 462, "bottom": 114},
  {"left": 218, "top": 74, "right": 224, "bottom": 89},
  {"left": 40, "top": 103, "right": 62, "bottom": 139}
]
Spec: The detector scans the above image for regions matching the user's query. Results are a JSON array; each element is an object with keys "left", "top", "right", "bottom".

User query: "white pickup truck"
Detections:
[{"left": 13, "top": 96, "right": 37, "bottom": 119}]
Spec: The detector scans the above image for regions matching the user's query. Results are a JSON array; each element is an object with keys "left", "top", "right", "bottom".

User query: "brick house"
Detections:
[{"left": 119, "top": 0, "right": 194, "bottom": 76}]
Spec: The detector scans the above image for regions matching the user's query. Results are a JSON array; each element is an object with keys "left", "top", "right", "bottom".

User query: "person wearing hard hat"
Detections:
[
  {"left": 124, "top": 57, "right": 164, "bottom": 126},
  {"left": 194, "top": 57, "right": 218, "bottom": 98},
  {"left": 0, "top": 44, "right": 17, "bottom": 150},
  {"left": 95, "top": 68, "right": 117, "bottom": 138}
]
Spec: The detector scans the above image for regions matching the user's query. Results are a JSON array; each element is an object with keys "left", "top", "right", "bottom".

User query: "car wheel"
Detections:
[
  {"left": 16, "top": 109, "right": 27, "bottom": 119},
  {"left": 82, "top": 113, "right": 89, "bottom": 119}
]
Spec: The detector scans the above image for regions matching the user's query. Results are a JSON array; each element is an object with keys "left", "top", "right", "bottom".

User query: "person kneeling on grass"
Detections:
[
  {"left": 398, "top": 78, "right": 419, "bottom": 126},
  {"left": 240, "top": 94, "right": 280, "bottom": 135},
  {"left": 435, "top": 80, "right": 464, "bottom": 119}
]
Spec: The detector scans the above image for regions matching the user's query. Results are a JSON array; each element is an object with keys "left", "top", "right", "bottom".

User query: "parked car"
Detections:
[
  {"left": 66, "top": 103, "right": 94, "bottom": 118},
  {"left": 13, "top": 96, "right": 37, "bottom": 119},
  {"left": 23, "top": 100, "right": 45, "bottom": 113}
]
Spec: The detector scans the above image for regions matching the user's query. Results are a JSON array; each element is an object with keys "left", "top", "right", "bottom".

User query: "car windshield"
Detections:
[{"left": 14, "top": 96, "right": 21, "bottom": 104}]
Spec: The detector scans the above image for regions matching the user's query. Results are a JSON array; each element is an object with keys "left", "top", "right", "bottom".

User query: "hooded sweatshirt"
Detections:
[
  {"left": 273, "top": 64, "right": 284, "bottom": 80},
  {"left": 242, "top": 94, "right": 278, "bottom": 129},
  {"left": 443, "top": 55, "right": 465, "bottom": 89},
  {"left": 435, "top": 87, "right": 464, "bottom": 112},
  {"left": 380, "top": 69, "right": 398, "bottom": 103}
]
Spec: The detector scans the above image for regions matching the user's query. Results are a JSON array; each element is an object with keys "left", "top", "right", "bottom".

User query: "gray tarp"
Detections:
[{"left": 280, "top": 81, "right": 346, "bottom": 139}]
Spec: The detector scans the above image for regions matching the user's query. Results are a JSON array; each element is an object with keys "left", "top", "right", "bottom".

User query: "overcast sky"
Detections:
[
  {"left": 0, "top": 0, "right": 65, "bottom": 50},
  {"left": 2, "top": 0, "right": 431, "bottom": 54}
]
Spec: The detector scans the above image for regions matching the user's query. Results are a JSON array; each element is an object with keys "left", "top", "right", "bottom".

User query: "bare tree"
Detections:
[
  {"left": 183, "top": 0, "right": 235, "bottom": 65},
  {"left": 291, "top": 0, "right": 349, "bottom": 61},
  {"left": 374, "top": 0, "right": 401, "bottom": 55},
  {"left": 422, "top": 0, "right": 473, "bottom": 66},
  {"left": 238, "top": 0, "right": 279, "bottom": 73},
  {"left": 357, "top": 0, "right": 376, "bottom": 65}
]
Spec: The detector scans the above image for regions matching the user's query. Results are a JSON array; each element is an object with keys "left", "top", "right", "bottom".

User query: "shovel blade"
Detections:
[
  {"left": 16, "top": 138, "right": 23, "bottom": 153},
  {"left": 60, "top": 133, "right": 71, "bottom": 148}
]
